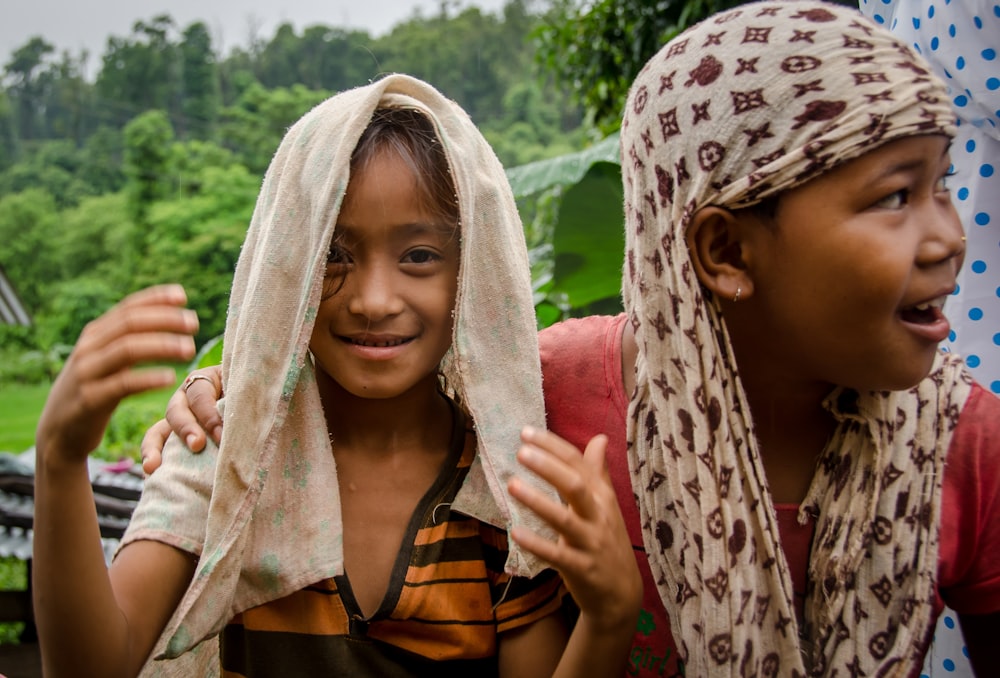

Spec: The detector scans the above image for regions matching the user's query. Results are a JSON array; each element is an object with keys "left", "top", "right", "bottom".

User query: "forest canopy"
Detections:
[{"left": 0, "top": 0, "right": 782, "bottom": 388}]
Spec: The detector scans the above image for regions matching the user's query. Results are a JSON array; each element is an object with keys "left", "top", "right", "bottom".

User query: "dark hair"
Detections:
[
  {"left": 323, "top": 108, "right": 459, "bottom": 299},
  {"left": 735, "top": 195, "right": 780, "bottom": 225},
  {"left": 349, "top": 107, "right": 459, "bottom": 227}
]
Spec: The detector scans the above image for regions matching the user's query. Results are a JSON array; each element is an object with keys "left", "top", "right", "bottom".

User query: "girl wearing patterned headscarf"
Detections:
[{"left": 606, "top": 1, "right": 1000, "bottom": 676}]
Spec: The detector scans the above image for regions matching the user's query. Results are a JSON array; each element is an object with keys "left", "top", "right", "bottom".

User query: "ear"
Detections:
[{"left": 686, "top": 206, "right": 753, "bottom": 303}]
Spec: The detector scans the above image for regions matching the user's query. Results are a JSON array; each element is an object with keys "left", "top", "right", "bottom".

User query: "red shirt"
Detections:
[{"left": 540, "top": 314, "right": 1000, "bottom": 677}]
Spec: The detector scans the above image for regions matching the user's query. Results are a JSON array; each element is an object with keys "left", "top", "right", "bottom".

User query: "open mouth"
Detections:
[
  {"left": 900, "top": 296, "right": 947, "bottom": 325},
  {"left": 344, "top": 336, "right": 413, "bottom": 347}
]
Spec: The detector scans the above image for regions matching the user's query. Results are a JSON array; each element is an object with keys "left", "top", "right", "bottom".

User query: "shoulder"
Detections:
[
  {"left": 538, "top": 313, "right": 626, "bottom": 354},
  {"left": 119, "top": 415, "right": 221, "bottom": 557},
  {"left": 938, "top": 382, "right": 1000, "bottom": 614},
  {"left": 539, "top": 315, "right": 630, "bottom": 447},
  {"left": 945, "top": 382, "right": 1000, "bottom": 493},
  {"left": 539, "top": 314, "right": 627, "bottom": 385}
]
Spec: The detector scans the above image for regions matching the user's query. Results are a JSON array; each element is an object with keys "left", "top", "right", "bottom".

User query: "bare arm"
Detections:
[
  {"left": 500, "top": 428, "right": 642, "bottom": 677},
  {"left": 33, "top": 285, "right": 199, "bottom": 677}
]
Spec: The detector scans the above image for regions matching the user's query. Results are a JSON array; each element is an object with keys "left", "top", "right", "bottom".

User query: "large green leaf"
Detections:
[
  {"left": 505, "top": 133, "right": 620, "bottom": 198},
  {"left": 550, "top": 160, "right": 624, "bottom": 310},
  {"left": 191, "top": 333, "right": 223, "bottom": 370}
]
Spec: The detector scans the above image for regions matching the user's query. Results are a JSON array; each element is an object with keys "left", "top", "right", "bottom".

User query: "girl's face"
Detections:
[
  {"left": 310, "top": 149, "right": 460, "bottom": 400},
  {"left": 741, "top": 134, "right": 965, "bottom": 393}
]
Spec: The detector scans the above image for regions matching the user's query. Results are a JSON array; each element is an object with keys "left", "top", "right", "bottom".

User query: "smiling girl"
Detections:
[{"left": 30, "top": 76, "right": 640, "bottom": 677}]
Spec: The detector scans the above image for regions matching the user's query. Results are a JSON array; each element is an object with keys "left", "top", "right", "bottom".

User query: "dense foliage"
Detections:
[
  {"left": 0, "top": 0, "right": 752, "bottom": 401},
  {"left": 0, "top": 1, "right": 586, "bottom": 372},
  {"left": 535, "top": 0, "right": 858, "bottom": 133}
]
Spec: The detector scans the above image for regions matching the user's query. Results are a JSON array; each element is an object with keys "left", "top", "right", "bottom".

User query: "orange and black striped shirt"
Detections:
[{"left": 220, "top": 414, "right": 565, "bottom": 677}]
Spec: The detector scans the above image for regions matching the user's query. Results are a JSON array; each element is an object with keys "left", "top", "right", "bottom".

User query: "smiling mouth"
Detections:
[{"left": 344, "top": 336, "right": 413, "bottom": 347}]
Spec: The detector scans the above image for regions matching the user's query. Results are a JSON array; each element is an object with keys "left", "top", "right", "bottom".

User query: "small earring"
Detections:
[
  {"left": 961, "top": 235, "right": 967, "bottom": 242},
  {"left": 733, "top": 286, "right": 742, "bottom": 303}
]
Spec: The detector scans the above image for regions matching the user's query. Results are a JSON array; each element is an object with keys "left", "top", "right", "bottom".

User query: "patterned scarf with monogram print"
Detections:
[{"left": 620, "top": 2, "right": 971, "bottom": 676}]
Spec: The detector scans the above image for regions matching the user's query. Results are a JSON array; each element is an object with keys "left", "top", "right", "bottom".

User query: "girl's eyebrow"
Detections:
[
  {"left": 870, "top": 143, "right": 952, "bottom": 182},
  {"left": 332, "top": 220, "right": 457, "bottom": 241}
]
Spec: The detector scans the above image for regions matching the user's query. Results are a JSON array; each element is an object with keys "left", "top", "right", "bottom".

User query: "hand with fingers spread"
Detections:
[
  {"left": 37, "top": 284, "right": 199, "bottom": 469},
  {"left": 139, "top": 364, "right": 222, "bottom": 473},
  {"left": 508, "top": 426, "right": 642, "bottom": 676}
]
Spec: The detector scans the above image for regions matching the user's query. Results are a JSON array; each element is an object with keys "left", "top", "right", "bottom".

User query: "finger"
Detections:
[
  {"left": 76, "top": 305, "right": 198, "bottom": 364},
  {"left": 166, "top": 367, "right": 223, "bottom": 448},
  {"left": 185, "top": 367, "right": 223, "bottom": 444},
  {"left": 508, "top": 476, "right": 590, "bottom": 546},
  {"left": 73, "top": 331, "right": 196, "bottom": 385},
  {"left": 114, "top": 283, "right": 188, "bottom": 310},
  {"left": 140, "top": 419, "right": 171, "bottom": 474},
  {"left": 516, "top": 440, "right": 600, "bottom": 521},
  {"left": 580, "top": 434, "right": 609, "bottom": 472},
  {"left": 509, "top": 525, "right": 560, "bottom": 566},
  {"left": 519, "top": 426, "right": 591, "bottom": 467},
  {"left": 80, "top": 365, "right": 180, "bottom": 415}
]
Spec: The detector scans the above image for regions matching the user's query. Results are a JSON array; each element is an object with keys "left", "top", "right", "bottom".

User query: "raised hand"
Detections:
[
  {"left": 508, "top": 427, "right": 642, "bottom": 632},
  {"left": 36, "top": 284, "right": 198, "bottom": 468}
]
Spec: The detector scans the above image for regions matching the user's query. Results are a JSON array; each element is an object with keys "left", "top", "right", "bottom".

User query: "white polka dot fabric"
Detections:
[{"left": 859, "top": 2, "right": 999, "bottom": 676}]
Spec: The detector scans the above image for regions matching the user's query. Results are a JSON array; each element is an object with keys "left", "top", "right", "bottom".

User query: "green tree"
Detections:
[
  {"left": 35, "top": 276, "right": 120, "bottom": 350},
  {"left": 0, "top": 90, "right": 15, "bottom": 171},
  {"left": 535, "top": 0, "right": 857, "bottom": 133},
  {"left": 217, "top": 83, "right": 329, "bottom": 173},
  {"left": 178, "top": 22, "right": 220, "bottom": 139},
  {"left": 375, "top": 6, "right": 510, "bottom": 122},
  {"left": 483, "top": 79, "right": 589, "bottom": 166},
  {"left": 216, "top": 47, "right": 259, "bottom": 107},
  {"left": 166, "top": 139, "right": 236, "bottom": 198},
  {"left": 49, "top": 192, "right": 133, "bottom": 287},
  {"left": 0, "top": 140, "right": 95, "bottom": 207},
  {"left": 96, "top": 15, "right": 179, "bottom": 129},
  {"left": 139, "top": 164, "right": 258, "bottom": 341},
  {"left": 39, "top": 50, "right": 92, "bottom": 143},
  {"left": 0, "top": 188, "right": 59, "bottom": 313},
  {"left": 3, "top": 37, "right": 55, "bottom": 141},
  {"left": 297, "top": 25, "right": 378, "bottom": 93},
  {"left": 123, "top": 109, "right": 175, "bottom": 224},
  {"left": 256, "top": 23, "right": 301, "bottom": 90},
  {"left": 78, "top": 126, "right": 126, "bottom": 195}
]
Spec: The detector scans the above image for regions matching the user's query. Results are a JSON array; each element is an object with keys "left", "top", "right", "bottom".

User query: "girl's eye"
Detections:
[
  {"left": 935, "top": 170, "right": 956, "bottom": 193},
  {"left": 327, "top": 246, "right": 351, "bottom": 265},
  {"left": 874, "top": 188, "right": 908, "bottom": 210},
  {"left": 402, "top": 248, "right": 440, "bottom": 265}
]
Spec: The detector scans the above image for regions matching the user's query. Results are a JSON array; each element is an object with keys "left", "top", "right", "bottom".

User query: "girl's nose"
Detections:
[
  {"left": 917, "top": 198, "right": 965, "bottom": 268},
  {"left": 347, "top": 265, "right": 405, "bottom": 320}
]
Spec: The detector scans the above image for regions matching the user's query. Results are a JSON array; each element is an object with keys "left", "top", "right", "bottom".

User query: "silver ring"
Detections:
[{"left": 182, "top": 374, "right": 215, "bottom": 393}]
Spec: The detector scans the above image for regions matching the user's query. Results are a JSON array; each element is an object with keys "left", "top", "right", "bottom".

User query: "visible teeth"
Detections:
[
  {"left": 353, "top": 338, "right": 407, "bottom": 347},
  {"left": 913, "top": 296, "right": 946, "bottom": 311}
]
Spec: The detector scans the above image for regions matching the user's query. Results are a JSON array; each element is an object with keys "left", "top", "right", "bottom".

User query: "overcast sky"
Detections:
[{"left": 2, "top": 0, "right": 509, "bottom": 75}]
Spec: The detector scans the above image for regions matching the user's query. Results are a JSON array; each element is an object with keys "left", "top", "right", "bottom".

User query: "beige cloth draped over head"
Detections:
[
  {"left": 620, "top": 2, "right": 971, "bottom": 676},
  {"left": 122, "top": 74, "right": 557, "bottom": 672}
]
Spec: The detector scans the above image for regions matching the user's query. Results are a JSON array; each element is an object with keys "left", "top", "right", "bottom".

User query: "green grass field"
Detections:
[
  {"left": 0, "top": 375, "right": 184, "bottom": 644},
  {"left": 0, "top": 558, "right": 27, "bottom": 644},
  {"left": 0, "top": 383, "right": 49, "bottom": 454},
  {"left": 0, "top": 372, "right": 187, "bottom": 456}
]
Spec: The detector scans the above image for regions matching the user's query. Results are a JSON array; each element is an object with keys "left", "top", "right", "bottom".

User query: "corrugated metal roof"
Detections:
[
  {"left": 0, "top": 452, "right": 143, "bottom": 565},
  {"left": 0, "top": 264, "right": 31, "bottom": 326}
]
